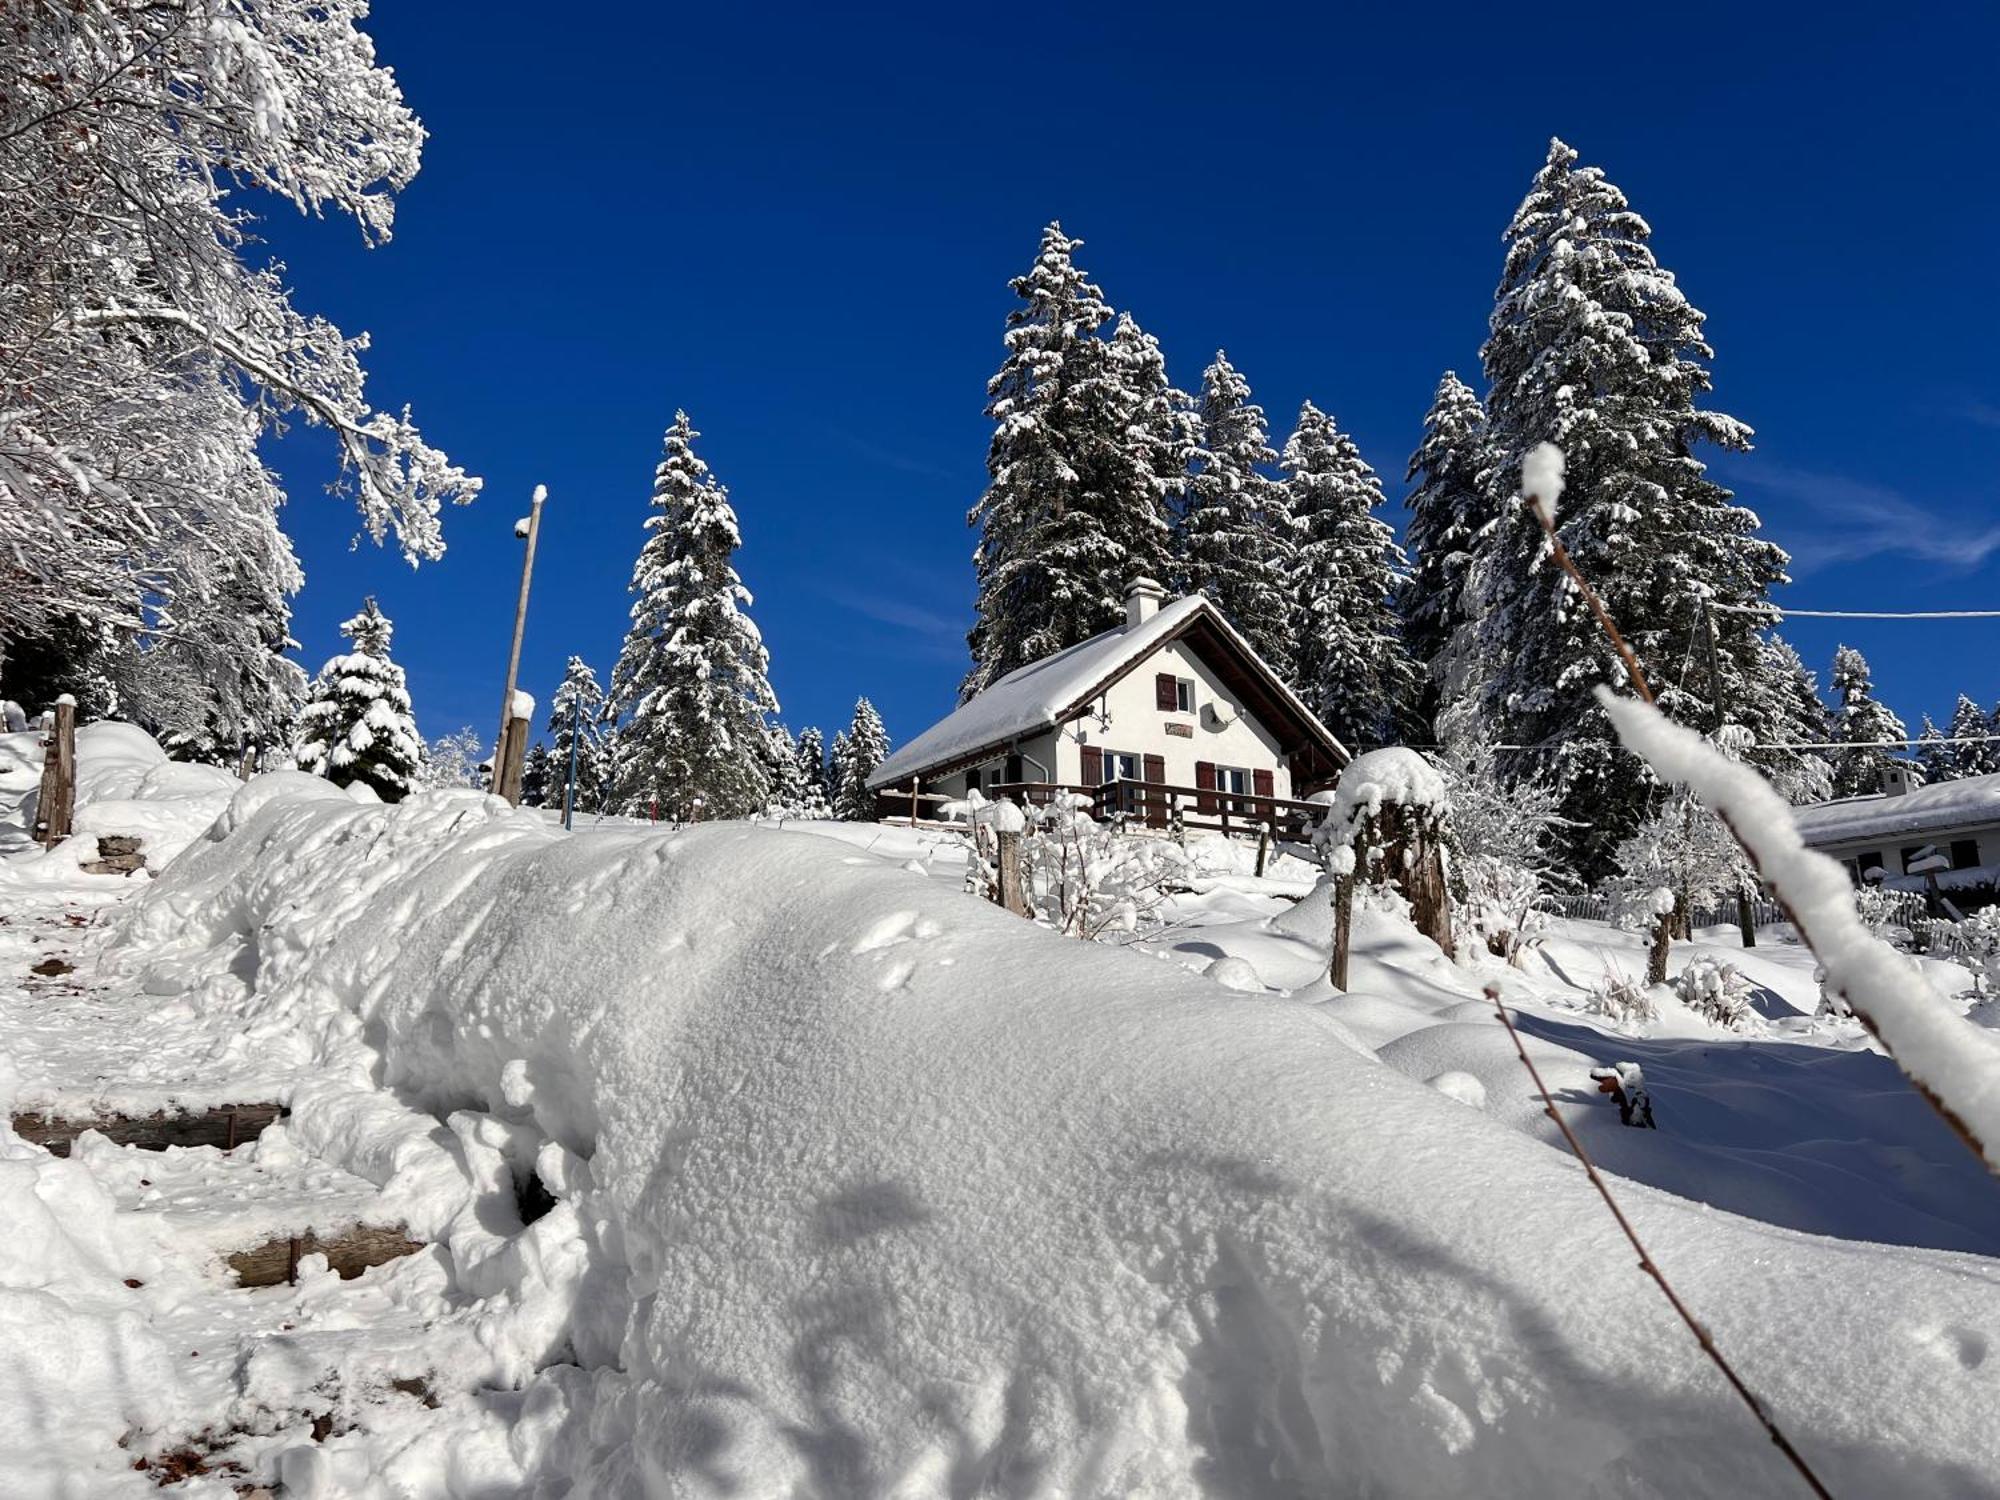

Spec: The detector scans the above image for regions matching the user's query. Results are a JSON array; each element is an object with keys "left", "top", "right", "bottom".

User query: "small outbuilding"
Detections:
[{"left": 1792, "top": 767, "right": 2000, "bottom": 887}]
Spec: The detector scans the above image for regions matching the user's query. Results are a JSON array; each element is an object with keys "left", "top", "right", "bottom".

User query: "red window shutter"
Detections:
[
  {"left": 1081, "top": 746, "right": 1103, "bottom": 785},
  {"left": 1142, "top": 755, "right": 1166, "bottom": 825},
  {"left": 1155, "top": 672, "right": 1178, "bottom": 711},
  {"left": 1253, "top": 768, "right": 1274, "bottom": 800},
  {"left": 1195, "top": 760, "right": 1216, "bottom": 814}
]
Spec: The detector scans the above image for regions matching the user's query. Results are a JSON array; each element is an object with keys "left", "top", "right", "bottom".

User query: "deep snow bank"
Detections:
[{"left": 117, "top": 788, "right": 2000, "bottom": 1496}]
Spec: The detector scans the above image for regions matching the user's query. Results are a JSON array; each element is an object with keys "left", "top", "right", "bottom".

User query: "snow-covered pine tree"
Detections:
[
  {"left": 835, "top": 699, "right": 890, "bottom": 820},
  {"left": 1950, "top": 694, "right": 1996, "bottom": 777},
  {"left": 547, "top": 656, "right": 609, "bottom": 813},
  {"left": 1282, "top": 402, "right": 1417, "bottom": 748},
  {"left": 606, "top": 412, "right": 779, "bottom": 821},
  {"left": 1182, "top": 352, "right": 1295, "bottom": 679},
  {"left": 964, "top": 225, "right": 1124, "bottom": 699},
  {"left": 1460, "top": 138, "right": 1791, "bottom": 874},
  {"left": 1915, "top": 715, "right": 1954, "bottom": 786},
  {"left": 1401, "top": 373, "right": 1488, "bottom": 735},
  {"left": 294, "top": 598, "right": 423, "bottom": 802},
  {"left": 1827, "top": 645, "right": 1907, "bottom": 798},
  {"left": 1734, "top": 637, "right": 1833, "bottom": 805},
  {"left": 760, "top": 723, "right": 809, "bottom": 815},
  {"left": 520, "top": 744, "right": 553, "bottom": 808},
  {"left": 1103, "top": 312, "right": 1191, "bottom": 591},
  {"left": 829, "top": 730, "right": 855, "bottom": 817},
  {"left": 794, "top": 726, "right": 834, "bottom": 818}
]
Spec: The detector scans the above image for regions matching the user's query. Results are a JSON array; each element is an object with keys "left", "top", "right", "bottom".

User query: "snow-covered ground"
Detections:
[{"left": 3, "top": 727, "right": 1998, "bottom": 1496}]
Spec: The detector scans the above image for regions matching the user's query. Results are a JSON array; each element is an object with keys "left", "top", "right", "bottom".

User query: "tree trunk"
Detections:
[
  {"left": 1378, "top": 802, "right": 1453, "bottom": 953},
  {"left": 1648, "top": 910, "right": 1673, "bottom": 986},
  {"left": 32, "top": 699, "right": 76, "bottom": 847},
  {"left": 1736, "top": 889, "right": 1756, "bottom": 949}
]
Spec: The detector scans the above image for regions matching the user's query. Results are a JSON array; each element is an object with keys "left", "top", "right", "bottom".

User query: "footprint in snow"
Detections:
[
  {"left": 853, "top": 910, "right": 920, "bottom": 953},
  {"left": 878, "top": 958, "right": 917, "bottom": 992},
  {"left": 1918, "top": 1324, "right": 1989, "bottom": 1370}
]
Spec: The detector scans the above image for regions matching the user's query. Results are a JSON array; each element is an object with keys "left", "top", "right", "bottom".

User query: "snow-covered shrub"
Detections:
[
  {"left": 418, "top": 727, "right": 487, "bottom": 790},
  {"left": 1917, "top": 907, "right": 2000, "bottom": 995},
  {"left": 1675, "top": 954, "right": 1759, "bottom": 1032},
  {"left": 294, "top": 598, "right": 424, "bottom": 802},
  {"left": 1436, "top": 738, "right": 1568, "bottom": 961},
  {"left": 1590, "top": 974, "right": 1658, "bottom": 1027},
  {"left": 1022, "top": 792, "right": 1191, "bottom": 940},
  {"left": 1458, "top": 853, "right": 1550, "bottom": 963},
  {"left": 1609, "top": 787, "right": 1752, "bottom": 936}
]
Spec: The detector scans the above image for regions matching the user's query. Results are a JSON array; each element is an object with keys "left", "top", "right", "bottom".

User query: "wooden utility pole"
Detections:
[
  {"left": 32, "top": 698, "right": 76, "bottom": 847},
  {"left": 496, "top": 708, "right": 530, "bottom": 807},
  {"left": 492, "top": 484, "right": 547, "bottom": 796}
]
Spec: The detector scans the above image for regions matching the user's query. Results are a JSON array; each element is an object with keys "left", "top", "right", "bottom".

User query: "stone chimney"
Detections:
[
  {"left": 1125, "top": 576, "right": 1166, "bottom": 629},
  {"left": 1881, "top": 763, "right": 1913, "bottom": 798}
]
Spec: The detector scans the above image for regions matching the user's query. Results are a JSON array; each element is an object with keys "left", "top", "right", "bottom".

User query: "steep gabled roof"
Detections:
[
  {"left": 868, "top": 594, "right": 1349, "bottom": 790},
  {"left": 1793, "top": 772, "right": 2000, "bottom": 848}
]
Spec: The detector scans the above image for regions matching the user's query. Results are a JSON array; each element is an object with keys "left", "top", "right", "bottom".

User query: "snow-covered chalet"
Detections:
[
  {"left": 1794, "top": 765, "right": 2000, "bottom": 889},
  {"left": 866, "top": 579, "right": 1349, "bottom": 815}
]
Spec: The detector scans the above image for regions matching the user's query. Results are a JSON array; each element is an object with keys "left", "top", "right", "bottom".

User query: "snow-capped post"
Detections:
[
  {"left": 991, "top": 798, "right": 1030, "bottom": 917},
  {"left": 492, "top": 483, "right": 547, "bottom": 795},
  {"left": 1643, "top": 887, "right": 1676, "bottom": 986},
  {"left": 497, "top": 691, "right": 534, "bottom": 806},
  {"left": 31, "top": 695, "right": 77, "bottom": 847}
]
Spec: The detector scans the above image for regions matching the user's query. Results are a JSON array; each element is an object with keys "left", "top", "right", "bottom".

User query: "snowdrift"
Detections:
[{"left": 107, "top": 785, "right": 2000, "bottom": 1495}]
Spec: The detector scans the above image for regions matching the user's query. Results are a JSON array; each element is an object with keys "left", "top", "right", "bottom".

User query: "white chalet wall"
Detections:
[{"left": 1059, "top": 638, "right": 1291, "bottom": 797}]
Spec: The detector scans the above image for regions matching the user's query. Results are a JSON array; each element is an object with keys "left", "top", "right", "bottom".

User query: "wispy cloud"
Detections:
[
  {"left": 823, "top": 586, "right": 968, "bottom": 661},
  {"left": 1735, "top": 462, "right": 2000, "bottom": 576},
  {"left": 825, "top": 425, "right": 965, "bottom": 482}
]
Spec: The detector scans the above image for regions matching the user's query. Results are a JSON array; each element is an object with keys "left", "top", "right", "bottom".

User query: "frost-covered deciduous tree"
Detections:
[
  {"left": 1827, "top": 645, "right": 1907, "bottom": 798},
  {"left": 0, "top": 1, "right": 477, "bottom": 692},
  {"left": 1437, "top": 737, "right": 1571, "bottom": 961},
  {"left": 418, "top": 727, "right": 486, "bottom": 790},
  {"left": 1182, "top": 353, "right": 1294, "bottom": 679},
  {"left": 834, "top": 699, "right": 889, "bottom": 821},
  {"left": 1401, "top": 373, "right": 1488, "bottom": 734},
  {"left": 608, "top": 413, "right": 778, "bottom": 821},
  {"left": 1283, "top": 401, "right": 1415, "bottom": 748},
  {"left": 547, "top": 656, "right": 609, "bottom": 812},
  {"left": 1457, "top": 138, "right": 1794, "bottom": 874},
  {"left": 1609, "top": 785, "right": 1754, "bottom": 938},
  {"left": 295, "top": 598, "right": 422, "bottom": 801}
]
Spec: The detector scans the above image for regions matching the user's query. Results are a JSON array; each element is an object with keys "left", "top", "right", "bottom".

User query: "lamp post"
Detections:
[{"left": 493, "top": 484, "right": 547, "bottom": 799}]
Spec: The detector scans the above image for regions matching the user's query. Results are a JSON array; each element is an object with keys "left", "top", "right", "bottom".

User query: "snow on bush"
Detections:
[
  {"left": 1590, "top": 973, "right": 1659, "bottom": 1027},
  {"left": 80, "top": 781, "right": 2000, "bottom": 1493},
  {"left": 1023, "top": 791, "right": 1190, "bottom": 938},
  {"left": 1674, "top": 954, "right": 1760, "bottom": 1033}
]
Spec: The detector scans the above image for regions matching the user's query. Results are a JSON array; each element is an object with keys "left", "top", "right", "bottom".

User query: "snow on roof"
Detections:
[
  {"left": 1791, "top": 771, "right": 2000, "bottom": 847},
  {"left": 868, "top": 594, "right": 1350, "bottom": 790}
]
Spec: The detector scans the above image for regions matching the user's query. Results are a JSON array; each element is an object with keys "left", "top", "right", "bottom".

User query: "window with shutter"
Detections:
[
  {"left": 1142, "top": 754, "right": 1166, "bottom": 825},
  {"left": 1080, "top": 747, "right": 1102, "bottom": 785},
  {"left": 1252, "top": 768, "right": 1273, "bottom": 800},
  {"left": 1155, "top": 673, "right": 1178, "bottom": 711},
  {"left": 1195, "top": 760, "right": 1216, "bottom": 814}
]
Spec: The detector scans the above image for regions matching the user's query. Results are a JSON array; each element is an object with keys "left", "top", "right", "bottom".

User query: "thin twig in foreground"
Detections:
[
  {"left": 1483, "top": 984, "right": 1834, "bottom": 1499},
  {"left": 1524, "top": 496, "right": 1656, "bottom": 705}
]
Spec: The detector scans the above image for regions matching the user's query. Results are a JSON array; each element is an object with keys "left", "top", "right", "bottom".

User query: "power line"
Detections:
[{"left": 1712, "top": 603, "right": 2000, "bottom": 620}]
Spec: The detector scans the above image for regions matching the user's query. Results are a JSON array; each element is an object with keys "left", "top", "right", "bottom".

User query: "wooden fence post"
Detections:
[
  {"left": 32, "top": 697, "right": 77, "bottom": 848},
  {"left": 1254, "top": 823, "right": 1272, "bottom": 878},
  {"left": 1647, "top": 908, "right": 1673, "bottom": 986},
  {"left": 994, "top": 828, "right": 1029, "bottom": 917},
  {"left": 1329, "top": 872, "right": 1354, "bottom": 989},
  {"left": 1735, "top": 889, "right": 1756, "bottom": 949}
]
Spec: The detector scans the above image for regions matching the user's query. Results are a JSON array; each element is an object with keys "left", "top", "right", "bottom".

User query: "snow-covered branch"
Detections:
[{"left": 1599, "top": 687, "right": 2000, "bottom": 1171}]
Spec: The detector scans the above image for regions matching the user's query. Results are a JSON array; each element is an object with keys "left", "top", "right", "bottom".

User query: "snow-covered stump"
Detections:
[
  {"left": 1317, "top": 750, "right": 1454, "bottom": 976},
  {"left": 31, "top": 697, "right": 76, "bottom": 847},
  {"left": 994, "top": 828, "right": 1029, "bottom": 917}
]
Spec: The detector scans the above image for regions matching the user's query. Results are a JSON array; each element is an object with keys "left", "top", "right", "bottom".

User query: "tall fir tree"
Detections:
[
  {"left": 835, "top": 698, "right": 890, "bottom": 820},
  {"left": 607, "top": 411, "right": 779, "bottom": 820},
  {"left": 1915, "top": 715, "right": 1954, "bottom": 786},
  {"left": 1827, "top": 645, "right": 1907, "bottom": 797},
  {"left": 829, "top": 730, "right": 854, "bottom": 817},
  {"left": 1104, "top": 312, "right": 1192, "bottom": 588},
  {"left": 519, "top": 744, "right": 554, "bottom": 808},
  {"left": 1949, "top": 694, "right": 1995, "bottom": 777},
  {"left": 1282, "top": 401, "right": 1416, "bottom": 748},
  {"left": 1457, "top": 138, "right": 1794, "bottom": 873},
  {"left": 793, "top": 726, "right": 834, "bottom": 818},
  {"left": 964, "top": 225, "right": 1130, "bottom": 699},
  {"left": 293, "top": 597, "right": 423, "bottom": 802},
  {"left": 1401, "top": 372, "right": 1488, "bottom": 735},
  {"left": 1181, "top": 352, "right": 1295, "bottom": 679},
  {"left": 547, "top": 656, "right": 609, "bottom": 814}
]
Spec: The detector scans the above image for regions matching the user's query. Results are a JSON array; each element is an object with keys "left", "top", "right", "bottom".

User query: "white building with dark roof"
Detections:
[
  {"left": 866, "top": 580, "right": 1349, "bottom": 813},
  {"left": 1792, "top": 767, "right": 2000, "bottom": 885}
]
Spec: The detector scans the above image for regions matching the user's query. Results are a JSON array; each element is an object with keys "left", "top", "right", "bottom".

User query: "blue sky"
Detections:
[{"left": 267, "top": 2, "right": 2000, "bottom": 755}]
